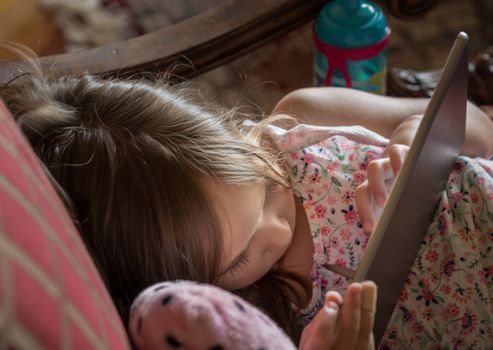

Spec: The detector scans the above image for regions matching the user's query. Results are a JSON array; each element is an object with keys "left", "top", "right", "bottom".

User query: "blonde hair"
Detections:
[{"left": 1, "top": 44, "right": 304, "bottom": 342}]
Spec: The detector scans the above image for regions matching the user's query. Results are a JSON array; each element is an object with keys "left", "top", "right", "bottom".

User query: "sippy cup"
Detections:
[{"left": 313, "top": 0, "right": 391, "bottom": 94}]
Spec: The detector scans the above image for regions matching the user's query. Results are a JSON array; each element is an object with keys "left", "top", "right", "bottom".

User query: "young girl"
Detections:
[
  {"left": 205, "top": 86, "right": 493, "bottom": 348},
  {"left": 2, "top": 47, "right": 493, "bottom": 348}
]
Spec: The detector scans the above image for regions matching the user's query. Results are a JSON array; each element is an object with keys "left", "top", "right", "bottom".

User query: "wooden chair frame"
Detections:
[
  {"left": 0, "top": 0, "right": 327, "bottom": 83},
  {"left": 0, "top": 0, "right": 436, "bottom": 85}
]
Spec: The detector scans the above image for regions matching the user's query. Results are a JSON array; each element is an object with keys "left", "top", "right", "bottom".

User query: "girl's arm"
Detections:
[
  {"left": 388, "top": 107, "right": 493, "bottom": 157},
  {"left": 272, "top": 87, "right": 429, "bottom": 138},
  {"left": 272, "top": 87, "right": 493, "bottom": 158}
]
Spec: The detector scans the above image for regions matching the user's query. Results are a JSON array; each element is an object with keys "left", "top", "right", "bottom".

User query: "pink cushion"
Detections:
[{"left": 0, "top": 100, "right": 129, "bottom": 349}]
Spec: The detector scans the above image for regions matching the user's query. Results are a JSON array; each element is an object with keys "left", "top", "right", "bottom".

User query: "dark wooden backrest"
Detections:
[
  {"left": 0, "top": 0, "right": 436, "bottom": 84},
  {"left": 0, "top": 0, "right": 326, "bottom": 84}
]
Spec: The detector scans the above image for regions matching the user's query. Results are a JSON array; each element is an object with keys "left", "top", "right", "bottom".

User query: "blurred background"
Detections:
[{"left": 1, "top": 0, "right": 493, "bottom": 112}]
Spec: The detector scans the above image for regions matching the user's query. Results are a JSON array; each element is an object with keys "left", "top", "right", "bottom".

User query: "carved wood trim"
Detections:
[{"left": 0, "top": 0, "right": 326, "bottom": 83}]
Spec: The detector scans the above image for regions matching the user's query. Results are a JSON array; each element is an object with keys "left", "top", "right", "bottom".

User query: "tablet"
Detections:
[{"left": 352, "top": 32, "right": 469, "bottom": 344}]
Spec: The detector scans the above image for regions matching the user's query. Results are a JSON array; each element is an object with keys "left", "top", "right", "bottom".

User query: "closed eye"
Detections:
[{"left": 228, "top": 246, "right": 250, "bottom": 274}]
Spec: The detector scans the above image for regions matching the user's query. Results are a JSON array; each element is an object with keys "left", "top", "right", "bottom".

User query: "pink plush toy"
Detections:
[{"left": 129, "top": 281, "right": 296, "bottom": 350}]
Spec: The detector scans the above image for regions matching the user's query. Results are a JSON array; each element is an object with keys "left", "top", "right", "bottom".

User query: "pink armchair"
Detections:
[{"left": 0, "top": 100, "right": 129, "bottom": 348}]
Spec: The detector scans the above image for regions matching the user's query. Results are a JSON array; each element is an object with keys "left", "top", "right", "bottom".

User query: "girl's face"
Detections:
[{"left": 203, "top": 179, "right": 296, "bottom": 290}]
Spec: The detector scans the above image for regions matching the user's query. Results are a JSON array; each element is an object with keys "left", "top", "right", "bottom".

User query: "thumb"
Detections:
[{"left": 300, "top": 302, "right": 339, "bottom": 350}]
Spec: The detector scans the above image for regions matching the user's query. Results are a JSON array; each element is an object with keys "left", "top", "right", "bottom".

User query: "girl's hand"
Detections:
[
  {"left": 299, "top": 281, "right": 377, "bottom": 350},
  {"left": 355, "top": 144, "right": 409, "bottom": 234}
]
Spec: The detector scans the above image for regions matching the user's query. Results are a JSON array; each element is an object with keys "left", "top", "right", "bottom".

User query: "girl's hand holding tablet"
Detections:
[
  {"left": 300, "top": 281, "right": 377, "bottom": 350},
  {"left": 356, "top": 144, "right": 410, "bottom": 234}
]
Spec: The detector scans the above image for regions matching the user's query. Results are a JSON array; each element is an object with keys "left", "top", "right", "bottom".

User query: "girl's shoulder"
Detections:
[{"left": 282, "top": 124, "right": 386, "bottom": 204}]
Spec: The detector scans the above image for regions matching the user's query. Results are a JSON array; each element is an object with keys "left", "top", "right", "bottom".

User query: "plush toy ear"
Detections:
[{"left": 129, "top": 281, "right": 296, "bottom": 350}]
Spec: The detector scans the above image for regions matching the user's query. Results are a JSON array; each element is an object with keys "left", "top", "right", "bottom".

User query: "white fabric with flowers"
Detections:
[{"left": 270, "top": 123, "right": 493, "bottom": 349}]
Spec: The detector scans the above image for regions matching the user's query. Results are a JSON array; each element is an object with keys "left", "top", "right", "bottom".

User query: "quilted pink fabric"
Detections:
[{"left": 0, "top": 100, "right": 129, "bottom": 349}]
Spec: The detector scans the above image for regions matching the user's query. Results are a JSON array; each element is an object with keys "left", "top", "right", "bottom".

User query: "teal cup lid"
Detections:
[{"left": 315, "top": 0, "right": 389, "bottom": 48}]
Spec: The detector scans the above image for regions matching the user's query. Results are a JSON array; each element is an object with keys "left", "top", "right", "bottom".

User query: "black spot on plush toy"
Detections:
[{"left": 129, "top": 281, "right": 296, "bottom": 350}]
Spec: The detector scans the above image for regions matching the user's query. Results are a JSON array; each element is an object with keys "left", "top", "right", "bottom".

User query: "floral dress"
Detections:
[{"left": 271, "top": 124, "right": 493, "bottom": 349}]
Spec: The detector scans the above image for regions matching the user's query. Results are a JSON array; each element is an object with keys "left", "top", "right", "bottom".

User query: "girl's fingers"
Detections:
[
  {"left": 324, "top": 290, "right": 344, "bottom": 306},
  {"left": 355, "top": 182, "right": 374, "bottom": 233},
  {"left": 300, "top": 300, "right": 339, "bottom": 350},
  {"left": 356, "top": 144, "right": 409, "bottom": 234},
  {"left": 333, "top": 283, "right": 363, "bottom": 349},
  {"left": 366, "top": 144, "right": 409, "bottom": 204},
  {"left": 299, "top": 319, "right": 314, "bottom": 350},
  {"left": 387, "top": 144, "right": 409, "bottom": 176},
  {"left": 355, "top": 281, "right": 377, "bottom": 350},
  {"left": 301, "top": 284, "right": 376, "bottom": 350},
  {"left": 355, "top": 178, "right": 389, "bottom": 234},
  {"left": 306, "top": 292, "right": 343, "bottom": 349},
  {"left": 314, "top": 302, "right": 340, "bottom": 348},
  {"left": 366, "top": 158, "right": 393, "bottom": 205}
]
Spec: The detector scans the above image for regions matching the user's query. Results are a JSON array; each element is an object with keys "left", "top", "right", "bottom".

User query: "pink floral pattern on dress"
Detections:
[
  {"left": 380, "top": 156, "right": 493, "bottom": 349},
  {"left": 281, "top": 133, "right": 385, "bottom": 324},
  {"left": 277, "top": 127, "right": 493, "bottom": 348}
]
